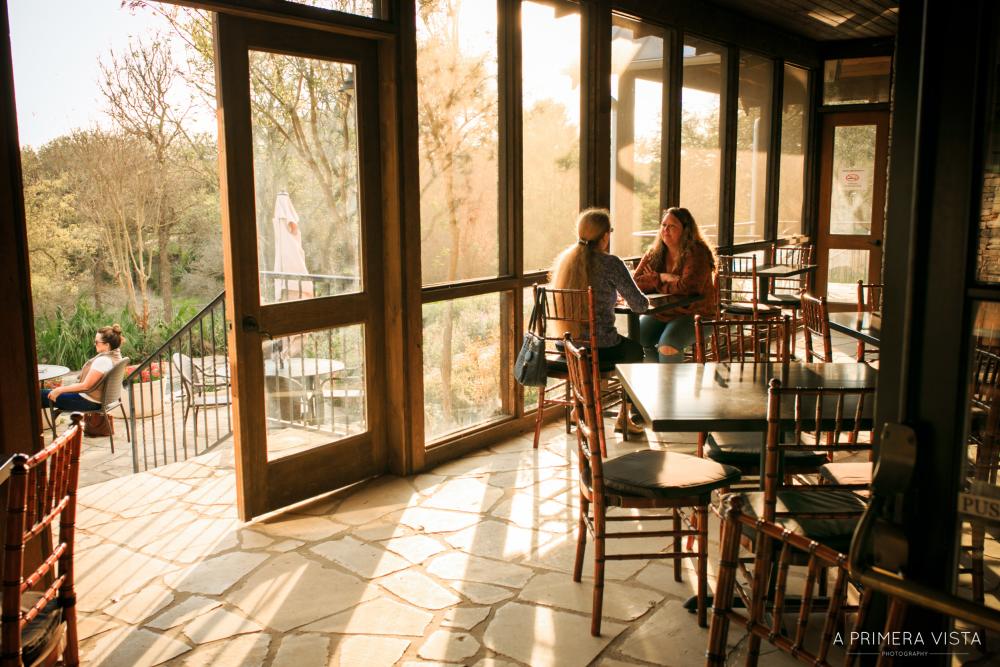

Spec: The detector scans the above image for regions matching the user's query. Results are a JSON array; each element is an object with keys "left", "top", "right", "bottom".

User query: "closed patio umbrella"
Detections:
[{"left": 272, "top": 191, "right": 314, "bottom": 300}]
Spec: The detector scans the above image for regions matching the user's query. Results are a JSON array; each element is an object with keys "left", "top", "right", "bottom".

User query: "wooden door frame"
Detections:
[
  {"left": 815, "top": 109, "right": 889, "bottom": 310},
  {"left": 215, "top": 14, "right": 390, "bottom": 519}
]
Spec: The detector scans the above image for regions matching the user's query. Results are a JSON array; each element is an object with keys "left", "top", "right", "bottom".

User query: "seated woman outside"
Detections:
[
  {"left": 633, "top": 207, "right": 716, "bottom": 362},
  {"left": 41, "top": 324, "right": 124, "bottom": 413},
  {"left": 550, "top": 208, "right": 649, "bottom": 433}
]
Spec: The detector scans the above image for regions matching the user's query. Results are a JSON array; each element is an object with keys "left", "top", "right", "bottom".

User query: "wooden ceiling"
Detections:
[{"left": 705, "top": 0, "right": 898, "bottom": 41}]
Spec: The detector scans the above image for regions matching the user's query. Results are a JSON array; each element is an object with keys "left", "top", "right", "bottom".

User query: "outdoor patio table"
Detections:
[
  {"left": 263, "top": 357, "right": 346, "bottom": 424},
  {"left": 615, "top": 293, "right": 700, "bottom": 340},
  {"left": 828, "top": 311, "right": 881, "bottom": 348},
  {"left": 756, "top": 263, "right": 818, "bottom": 307},
  {"left": 37, "top": 364, "right": 70, "bottom": 384}
]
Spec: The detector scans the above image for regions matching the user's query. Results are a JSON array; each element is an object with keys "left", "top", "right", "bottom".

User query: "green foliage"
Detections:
[{"left": 34, "top": 300, "right": 203, "bottom": 370}]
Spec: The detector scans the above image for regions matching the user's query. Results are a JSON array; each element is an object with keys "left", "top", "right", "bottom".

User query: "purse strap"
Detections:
[{"left": 527, "top": 287, "right": 545, "bottom": 337}]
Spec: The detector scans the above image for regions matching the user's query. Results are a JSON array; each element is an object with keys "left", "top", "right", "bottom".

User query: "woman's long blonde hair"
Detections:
[
  {"left": 547, "top": 208, "right": 612, "bottom": 338},
  {"left": 646, "top": 207, "right": 714, "bottom": 273}
]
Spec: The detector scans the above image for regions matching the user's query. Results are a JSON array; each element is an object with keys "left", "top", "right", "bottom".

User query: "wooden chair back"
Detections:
[
  {"left": 535, "top": 285, "right": 599, "bottom": 355},
  {"left": 769, "top": 244, "right": 814, "bottom": 297},
  {"left": 764, "top": 379, "right": 875, "bottom": 512},
  {"left": 562, "top": 335, "right": 606, "bottom": 487},
  {"left": 694, "top": 315, "right": 791, "bottom": 364},
  {"left": 800, "top": 293, "right": 833, "bottom": 363},
  {"left": 715, "top": 254, "right": 761, "bottom": 314},
  {"left": 856, "top": 280, "right": 883, "bottom": 313},
  {"left": 2, "top": 415, "right": 82, "bottom": 667},
  {"left": 708, "top": 495, "right": 875, "bottom": 667}
]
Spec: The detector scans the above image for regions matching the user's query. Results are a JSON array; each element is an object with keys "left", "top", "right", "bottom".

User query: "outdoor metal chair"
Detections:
[
  {"left": 171, "top": 353, "right": 233, "bottom": 445},
  {"left": 317, "top": 367, "right": 365, "bottom": 435},
  {"left": 2, "top": 414, "right": 82, "bottom": 667},
  {"left": 47, "top": 357, "right": 130, "bottom": 453}
]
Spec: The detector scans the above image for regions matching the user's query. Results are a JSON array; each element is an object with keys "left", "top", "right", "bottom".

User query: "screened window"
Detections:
[
  {"left": 823, "top": 56, "right": 891, "bottom": 106},
  {"left": 680, "top": 37, "right": 724, "bottom": 247},
  {"left": 733, "top": 51, "right": 771, "bottom": 245},
  {"left": 416, "top": 0, "right": 499, "bottom": 286},
  {"left": 610, "top": 14, "right": 666, "bottom": 259},
  {"left": 778, "top": 64, "right": 808, "bottom": 238},
  {"left": 522, "top": 0, "right": 581, "bottom": 274}
]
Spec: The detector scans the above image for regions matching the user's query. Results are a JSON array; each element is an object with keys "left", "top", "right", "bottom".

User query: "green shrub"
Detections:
[{"left": 35, "top": 300, "right": 209, "bottom": 369}]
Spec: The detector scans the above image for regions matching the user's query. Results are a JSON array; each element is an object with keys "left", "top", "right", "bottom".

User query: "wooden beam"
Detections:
[
  {"left": 0, "top": 0, "right": 42, "bottom": 457},
  {"left": 581, "top": 0, "right": 612, "bottom": 208}
]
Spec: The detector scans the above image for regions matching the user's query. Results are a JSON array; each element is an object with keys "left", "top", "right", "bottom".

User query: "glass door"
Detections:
[
  {"left": 815, "top": 111, "right": 889, "bottom": 311},
  {"left": 215, "top": 14, "right": 385, "bottom": 520}
]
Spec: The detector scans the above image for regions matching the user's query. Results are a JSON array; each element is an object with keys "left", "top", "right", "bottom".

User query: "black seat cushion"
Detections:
[
  {"left": 818, "top": 462, "right": 873, "bottom": 486},
  {"left": 765, "top": 293, "right": 803, "bottom": 307},
  {"left": 706, "top": 432, "right": 828, "bottom": 470},
  {"left": 589, "top": 450, "right": 741, "bottom": 500},
  {"left": 546, "top": 355, "right": 617, "bottom": 375},
  {"left": 20, "top": 593, "right": 63, "bottom": 666},
  {"left": 722, "top": 302, "right": 782, "bottom": 316},
  {"left": 730, "top": 489, "right": 866, "bottom": 553}
]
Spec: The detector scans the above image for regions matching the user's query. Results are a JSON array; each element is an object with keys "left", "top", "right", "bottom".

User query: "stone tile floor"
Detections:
[{"left": 64, "top": 330, "right": 1000, "bottom": 665}]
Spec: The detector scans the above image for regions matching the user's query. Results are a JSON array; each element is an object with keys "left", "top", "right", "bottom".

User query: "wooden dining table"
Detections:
[
  {"left": 615, "top": 293, "right": 700, "bottom": 340},
  {"left": 617, "top": 361, "right": 878, "bottom": 479},
  {"left": 828, "top": 311, "right": 881, "bottom": 348}
]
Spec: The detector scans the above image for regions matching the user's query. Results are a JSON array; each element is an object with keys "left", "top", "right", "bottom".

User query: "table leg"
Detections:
[{"left": 627, "top": 312, "right": 640, "bottom": 342}]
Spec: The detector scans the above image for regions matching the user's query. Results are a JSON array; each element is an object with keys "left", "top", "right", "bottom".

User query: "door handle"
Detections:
[
  {"left": 241, "top": 315, "right": 272, "bottom": 340},
  {"left": 869, "top": 239, "right": 883, "bottom": 247}
]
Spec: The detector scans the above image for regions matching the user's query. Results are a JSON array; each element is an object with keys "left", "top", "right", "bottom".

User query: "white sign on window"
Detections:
[{"left": 839, "top": 168, "right": 867, "bottom": 191}]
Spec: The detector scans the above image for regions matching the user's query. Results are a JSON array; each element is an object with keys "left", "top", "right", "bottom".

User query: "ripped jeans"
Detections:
[{"left": 638, "top": 314, "right": 696, "bottom": 362}]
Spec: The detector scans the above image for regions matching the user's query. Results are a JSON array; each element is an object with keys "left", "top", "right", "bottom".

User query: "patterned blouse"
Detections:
[{"left": 588, "top": 252, "right": 649, "bottom": 347}]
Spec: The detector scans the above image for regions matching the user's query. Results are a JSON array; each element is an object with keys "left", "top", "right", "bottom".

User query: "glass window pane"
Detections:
[
  {"left": 823, "top": 56, "right": 891, "bottom": 105},
  {"left": 830, "top": 124, "right": 876, "bottom": 235},
  {"left": 976, "top": 41, "right": 1000, "bottom": 283},
  {"left": 417, "top": 0, "right": 499, "bottom": 286},
  {"left": 423, "top": 293, "right": 505, "bottom": 442},
  {"left": 610, "top": 15, "right": 665, "bottom": 259},
  {"left": 778, "top": 64, "right": 809, "bottom": 238},
  {"left": 733, "top": 52, "right": 772, "bottom": 245},
  {"left": 264, "top": 325, "right": 366, "bottom": 461},
  {"left": 827, "top": 248, "right": 869, "bottom": 303},
  {"left": 522, "top": 0, "right": 581, "bottom": 274},
  {"left": 282, "top": 0, "right": 378, "bottom": 18},
  {"left": 250, "top": 52, "right": 362, "bottom": 305},
  {"left": 680, "top": 37, "right": 724, "bottom": 247},
  {"left": 957, "top": 302, "right": 1000, "bottom": 608}
]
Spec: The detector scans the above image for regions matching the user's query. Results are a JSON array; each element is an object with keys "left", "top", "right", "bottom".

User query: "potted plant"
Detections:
[{"left": 124, "top": 361, "right": 164, "bottom": 418}]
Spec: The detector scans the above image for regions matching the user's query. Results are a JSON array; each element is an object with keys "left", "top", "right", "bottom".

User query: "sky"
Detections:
[{"left": 8, "top": 0, "right": 205, "bottom": 148}]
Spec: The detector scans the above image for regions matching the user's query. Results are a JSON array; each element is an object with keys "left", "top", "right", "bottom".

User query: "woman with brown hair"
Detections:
[
  {"left": 41, "top": 324, "right": 124, "bottom": 412},
  {"left": 633, "top": 207, "right": 716, "bottom": 362},
  {"left": 550, "top": 208, "right": 649, "bottom": 432}
]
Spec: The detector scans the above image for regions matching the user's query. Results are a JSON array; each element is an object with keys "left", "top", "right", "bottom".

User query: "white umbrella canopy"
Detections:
[{"left": 272, "top": 191, "right": 314, "bottom": 300}]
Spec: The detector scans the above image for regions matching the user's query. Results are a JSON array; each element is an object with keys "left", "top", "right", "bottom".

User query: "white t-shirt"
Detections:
[{"left": 80, "top": 355, "right": 114, "bottom": 403}]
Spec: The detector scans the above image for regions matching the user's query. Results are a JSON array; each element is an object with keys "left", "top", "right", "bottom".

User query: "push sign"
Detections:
[{"left": 959, "top": 481, "right": 1000, "bottom": 525}]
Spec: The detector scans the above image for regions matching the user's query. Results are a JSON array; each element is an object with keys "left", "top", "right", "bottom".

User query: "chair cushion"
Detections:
[
  {"left": 595, "top": 450, "right": 741, "bottom": 500},
  {"left": 705, "top": 432, "right": 828, "bottom": 469},
  {"left": 20, "top": 593, "right": 63, "bottom": 667},
  {"left": 722, "top": 302, "right": 782, "bottom": 316},
  {"left": 731, "top": 489, "right": 866, "bottom": 553},
  {"left": 766, "top": 293, "right": 803, "bottom": 307},
  {"left": 818, "top": 462, "right": 873, "bottom": 486},
  {"left": 546, "top": 355, "right": 617, "bottom": 375}
]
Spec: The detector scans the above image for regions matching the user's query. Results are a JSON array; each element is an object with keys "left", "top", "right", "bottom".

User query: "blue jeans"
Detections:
[
  {"left": 638, "top": 314, "right": 696, "bottom": 362},
  {"left": 41, "top": 389, "right": 101, "bottom": 413}
]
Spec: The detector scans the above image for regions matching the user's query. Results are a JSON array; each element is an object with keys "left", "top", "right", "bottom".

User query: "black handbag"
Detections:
[{"left": 514, "top": 289, "right": 548, "bottom": 387}]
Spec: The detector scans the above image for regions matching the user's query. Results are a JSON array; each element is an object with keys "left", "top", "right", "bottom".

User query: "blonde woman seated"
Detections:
[
  {"left": 550, "top": 208, "right": 649, "bottom": 433},
  {"left": 633, "top": 207, "right": 716, "bottom": 362},
  {"left": 41, "top": 324, "right": 124, "bottom": 413}
]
